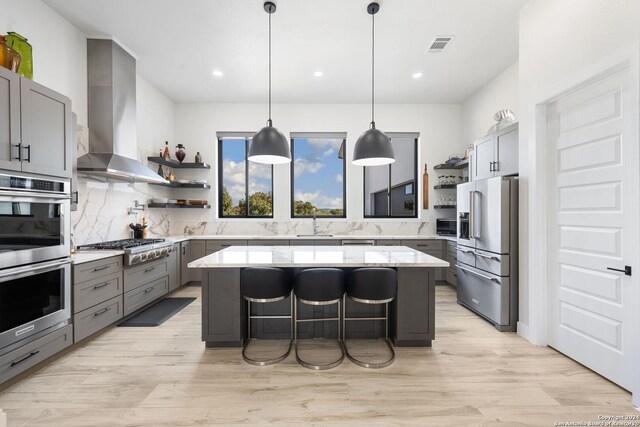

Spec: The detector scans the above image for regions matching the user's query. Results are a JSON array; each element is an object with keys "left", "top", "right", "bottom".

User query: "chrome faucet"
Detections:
[{"left": 313, "top": 208, "right": 318, "bottom": 235}]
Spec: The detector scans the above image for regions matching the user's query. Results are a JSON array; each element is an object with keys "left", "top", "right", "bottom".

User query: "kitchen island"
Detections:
[{"left": 189, "top": 245, "right": 449, "bottom": 348}]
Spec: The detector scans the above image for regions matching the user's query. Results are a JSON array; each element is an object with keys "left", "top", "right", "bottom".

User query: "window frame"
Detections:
[
  {"left": 217, "top": 136, "right": 274, "bottom": 219},
  {"left": 290, "top": 135, "right": 347, "bottom": 219},
  {"left": 363, "top": 136, "right": 419, "bottom": 219}
]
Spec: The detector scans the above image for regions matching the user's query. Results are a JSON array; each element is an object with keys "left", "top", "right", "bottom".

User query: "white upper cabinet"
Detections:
[{"left": 472, "top": 123, "right": 518, "bottom": 181}]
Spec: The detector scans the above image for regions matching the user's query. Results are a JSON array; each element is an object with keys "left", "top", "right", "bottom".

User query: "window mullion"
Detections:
[{"left": 245, "top": 138, "right": 250, "bottom": 217}]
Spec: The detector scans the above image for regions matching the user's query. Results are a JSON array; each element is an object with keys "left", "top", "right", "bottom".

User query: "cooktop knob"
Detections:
[{"left": 131, "top": 255, "right": 140, "bottom": 264}]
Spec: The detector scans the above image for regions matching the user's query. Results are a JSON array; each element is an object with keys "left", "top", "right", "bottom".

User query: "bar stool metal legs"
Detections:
[
  {"left": 293, "top": 268, "right": 346, "bottom": 370},
  {"left": 342, "top": 267, "right": 397, "bottom": 369},
  {"left": 294, "top": 297, "right": 345, "bottom": 370},
  {"left": 242, "top": 292, "right": 294, "bottom": 366}
]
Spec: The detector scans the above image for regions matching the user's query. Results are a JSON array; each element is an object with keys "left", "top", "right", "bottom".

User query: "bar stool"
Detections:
[
  {"left": 241, "top": 267, "right": 293, "bottom": 366},
  {"left": 343, "top": 267, "right": 397, "bottom": 369},
  {"left": 294, "top": 268, "right": 346, "bottom": 370}
]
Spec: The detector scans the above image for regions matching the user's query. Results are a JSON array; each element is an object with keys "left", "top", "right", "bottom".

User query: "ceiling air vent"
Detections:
[{"left": 427, "top": 36, "right": 454, "bottom": 53}]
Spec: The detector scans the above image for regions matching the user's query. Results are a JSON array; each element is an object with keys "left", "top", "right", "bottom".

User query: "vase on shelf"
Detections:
[
  {"left": 162, "top": 141, "right": 170, "bottom": 159},
  {"left": 5, "top": 32, "right": 32, "bottom": 79},
  {"left": 195, "top": 152, "right": 202, "bottom": 163},
  {"left": 157, "top": 164, "right": 165, "bottom": 179},
  {"left": 0, "top": 35, "right": 20, "bottom": 72},
  {"left": 175, "top": 144, "right": 186, "bottom": 163}
]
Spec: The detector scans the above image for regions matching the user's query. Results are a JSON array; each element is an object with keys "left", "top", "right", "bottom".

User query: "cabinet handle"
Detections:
[
  {"left": 23, "top": 144, "right": 31, "bottom": 163},
  {"left": 94, "top": 307, "right": 111, "bottom": 316},
  {"left": 144, "top": 287, "right": 154, "bottom": 293},
  {"left": 93, "top": 281, "right": 111, "bottom": 290},
  {"left": 182, "top": 247, "right": 185, "bottom": 255},
  {"left": 493, "top": 161, "right": 499, "bottom": 172},
  {"left": 10, "top": 350, "right": 40, "bottom": 368},
  {"left": 93, "top": 265, "right": 110, "bottom": 272},
  {"left": 12, "top": 143, "right": 22, "bottom": 161},
  {"left": 144, "top": 267, "right": 155, "bottom": 272},
  {"left": 72, "top": 191, "right": 79, "bottom": 205}
]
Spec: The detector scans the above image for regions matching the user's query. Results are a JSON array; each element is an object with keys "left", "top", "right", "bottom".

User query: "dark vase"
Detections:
[{"left": 175, "top": 144, "right": 186, "bottom": 163}]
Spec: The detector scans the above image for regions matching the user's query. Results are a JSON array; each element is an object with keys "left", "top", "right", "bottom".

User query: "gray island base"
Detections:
[{"left": 189, "top": 246, "right": 449, "bottom": 348}]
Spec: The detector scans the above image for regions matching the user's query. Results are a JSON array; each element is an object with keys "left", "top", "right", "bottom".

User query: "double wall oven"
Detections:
[{"left": 0, "top": 173, "right": 71, "bottom": 355}]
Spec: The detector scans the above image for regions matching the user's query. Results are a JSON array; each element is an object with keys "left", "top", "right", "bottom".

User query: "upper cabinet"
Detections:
[
  {"left": 0, "top": 67, "right": 72, "bottom": 178},
  {"left": 472, "top": 123, "right": 518, "bottom": 181}
]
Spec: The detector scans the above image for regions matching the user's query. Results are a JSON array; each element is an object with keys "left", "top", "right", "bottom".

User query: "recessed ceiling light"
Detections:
[
  {"left": 313, "top": 71, "right": 323, "bottom": 77},
  {"left": 412, "top": 72, "right": 423, "bottom": 79},
  {"left": 212, "top": 70, "right": 224, "bottom": 77}
]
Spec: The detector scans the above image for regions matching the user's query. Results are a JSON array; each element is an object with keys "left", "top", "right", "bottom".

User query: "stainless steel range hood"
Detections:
[{"left": 77, "top": 39, "right": 167, "bottom": 184}]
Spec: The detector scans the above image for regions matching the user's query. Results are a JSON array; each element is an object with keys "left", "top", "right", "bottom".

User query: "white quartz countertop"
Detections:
[
  {"left": 167, "top": 234, "right": 456, "bottom": 243},
  {"left": 71, "top": 250, "right": 125, "bottom": 265},
  {"left": 188, "top": 245, "right": 450, "bottom": 268}
]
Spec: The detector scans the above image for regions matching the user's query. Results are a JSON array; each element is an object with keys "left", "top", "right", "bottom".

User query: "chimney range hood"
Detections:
[{"left": 77, "top": 39, "right": 167, "bottom": 184}]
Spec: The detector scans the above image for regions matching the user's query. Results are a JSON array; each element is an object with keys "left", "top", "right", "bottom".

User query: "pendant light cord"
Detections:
[
  {"left": 371, "top": 12, "right": 375, "bottom": 129},
  {"left": 268, "top": 10, "right": 272, "bottom": 126}
]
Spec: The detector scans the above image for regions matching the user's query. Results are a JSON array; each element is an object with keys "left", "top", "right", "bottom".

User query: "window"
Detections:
[
  {"left": 363, "top": 134, "right": 418, "bottom": 218},
  {"left": 218, "top": 134, "right": 273, "bottom": 218},
  {"left": 291, "top": 133, "right": 346, "bottom": 218}
]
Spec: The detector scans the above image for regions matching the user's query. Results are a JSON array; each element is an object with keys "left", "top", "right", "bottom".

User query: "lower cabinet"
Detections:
[
  {"left": 168, "top": 245, "right": 180, "bottom": 292},
  {"left": 401, "top": 240, "right": 446, "bottom": 281},
  {"left": 124, "top": 277, "right": 169, "bottom": 316},
  {"left": 74, "top": 296, "right": 123, "bottom": 342},
  {"left": 446, "top": 241, "right": 457, "bottom": 286},
  {"left": 190, "top": 241, "right": 206, "bottom": 283},
  {"left": 73, "top": 256, "right": 124, "bottom": 344},
  {"left": 0, "top": 325, "right": 73, "bottom": 384},
  {"left": 180, "top": 241, "right": 191, "bottom": 286}
]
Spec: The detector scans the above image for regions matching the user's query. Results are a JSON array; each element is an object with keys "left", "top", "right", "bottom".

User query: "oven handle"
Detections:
[
  {"left": 0, "top": 191, "right": 71, "bottom": 200},
  {"left": 0, "top": 258, "right": 70, "bottom": 280}
]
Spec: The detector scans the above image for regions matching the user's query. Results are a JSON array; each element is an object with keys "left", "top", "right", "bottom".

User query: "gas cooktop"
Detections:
[{"left": 78, "top": 238, "right": 173, "bottom": 266}]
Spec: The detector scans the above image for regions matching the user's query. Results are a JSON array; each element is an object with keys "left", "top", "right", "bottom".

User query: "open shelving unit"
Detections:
[
  {"left": 147, "top": 157, "right": 211, "bottom": 169},
  {"left": 433, "top": 159, "right": 469, "bottom": 170},
  {"left": 148, "top": 203, "right": 211, "bottom": 209}
]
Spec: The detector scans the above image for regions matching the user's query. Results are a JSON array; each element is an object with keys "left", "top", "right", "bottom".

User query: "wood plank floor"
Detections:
[{"left": 0, "top": 284, "right": 636, "bottom": 426}]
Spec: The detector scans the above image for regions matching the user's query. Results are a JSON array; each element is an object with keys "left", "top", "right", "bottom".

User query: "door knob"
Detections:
[{"left": 607, "top": 266, "right": 632, "bottom": 276}]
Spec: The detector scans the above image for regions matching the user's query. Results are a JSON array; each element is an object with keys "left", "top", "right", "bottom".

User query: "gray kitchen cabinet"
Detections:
[
  {"left": 168, "top": 245, "right": 180, "bottom": 292},
  {"left": 0, "top": 67, "right": 72, "bottom": 178},
  {"left": 401, "top": 240, "right": 446, "bottom": 281},
  {"left": 446, "top": 241, "right": 457, "bottom": 286},
  {"left": 472, "top": 123, "right": 518, "bottom": 181},
  {"left": 0, "top": 67, "right": 21, "bottom": 172},
  {"left": 190, "top": 240, "right": 206, "bottom": 283},
  {"left": 123, "top": 257, "right": 169, "bottom": 292},
  {"left": 0, "top": 324, "right": 73, "bottom": 384},
  {"left": 246, "top": 239, "right": 288, "bottom": 246},
  {"left": 180, "top": 241, "right": 191, "bottom": 286},
  {"left": 124, "top": 276, "right": 169, "bottom": 316},
  {"left": 376, "top": 239, "right": 397, "bottom": 246},
  {"left": 205, "top": 240, "right": 247, "bottom": 254},
  {"left": 72, "top": 255, "right": 124, "bottom": 343}
]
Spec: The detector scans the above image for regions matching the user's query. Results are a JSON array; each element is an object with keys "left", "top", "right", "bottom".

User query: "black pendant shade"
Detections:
[
  {"left": 353, "top": 125, "right": 395, "bottom": 166},
  {"left": 352, "top": 2, "right": 395, "bottom": 167},
  {"left": 248, "top": 121, "right": 291, "bottom": 165},
  {"left": 249, "top": 1, "right": 291, "bottom": 165}
]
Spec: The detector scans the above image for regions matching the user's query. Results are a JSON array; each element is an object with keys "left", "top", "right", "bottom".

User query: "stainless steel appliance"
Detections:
[
  {"left": 436, "top": 218, "right": 457, "bottom": 236},
  {"left": 77, "top": 238, "right": 173, "bottom": 266},
  {"left": 0, "top": 173, "right": 70, "bottom": 269},
  {"left": 456, "top": 176, "right": 518, "bottom": 331}
]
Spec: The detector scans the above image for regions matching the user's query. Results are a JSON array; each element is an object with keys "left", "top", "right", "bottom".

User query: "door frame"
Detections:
[{"left": 526, "top": 43, "right": 640, "bottom": 406}]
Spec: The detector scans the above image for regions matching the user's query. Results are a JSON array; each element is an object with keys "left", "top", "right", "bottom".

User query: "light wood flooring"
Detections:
[{"left": 0, "top": 284, "right": 636, "bottom": 426}]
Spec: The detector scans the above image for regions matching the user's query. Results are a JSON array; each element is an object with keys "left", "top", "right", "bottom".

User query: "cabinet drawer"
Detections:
[
  {"left": 376, "top": 240, "right": 398, "bottom": 246},
  {"left": 0, "top": 324, "right": 72, "bottom": 384},
  {"left": 446, "top": 269, "right": 457, "bottom": 286},
  {"left": 123, "top": 258, "right": 169, "bottom": 292},
  {"left": 73, "top": 256, "right": 122, "bottom": 284},
  {"left": 456, "top": 265, "right": 509, "bottom": 325},
  {"left": 401, "top": 240, "right": 443, "bottom": 251},
  {"left": 246, "top": 240, "right": 288, "bottom": 246},
  {"left": 73, "top": 271, "right": 123, "bottom": 313},
  {"left": 205, "top": 240, "right": 246, "bottom": 252},
  {"left": 73, "top": 296, "right": 123, "bottom": 342},
  {"left": 124, "top": 277, "right": 168, "bottom": 317}
]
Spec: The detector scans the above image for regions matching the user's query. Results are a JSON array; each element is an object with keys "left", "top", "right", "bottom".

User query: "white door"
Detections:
[{"left": 547, "top": 66, "right": 639, "bottom": 390}]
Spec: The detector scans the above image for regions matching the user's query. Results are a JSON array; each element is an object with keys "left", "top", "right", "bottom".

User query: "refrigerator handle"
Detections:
[{"left": 473, "top": 191, "right": 482, "bottom": 239}]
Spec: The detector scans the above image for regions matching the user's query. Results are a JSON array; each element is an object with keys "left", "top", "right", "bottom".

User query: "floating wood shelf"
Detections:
[
  {"left": 433, "top": 159, "right": 469, "bottom": 170},
  {"left": 148, "top": 203, "right": 211, "bottom": 209},
  {"left": 433, "top": 205, "right": 457, "bottom": 209},
  {"left": 149, "top": 182, "right": 211, "bottom": 189},
  {"left": 433, "top": 184, "right": 457, "bottom": 189}
]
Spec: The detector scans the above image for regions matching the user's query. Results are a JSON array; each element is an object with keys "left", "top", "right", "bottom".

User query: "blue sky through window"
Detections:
[{"left": 292, "top": 137, "right": 344, "bottom": 215}]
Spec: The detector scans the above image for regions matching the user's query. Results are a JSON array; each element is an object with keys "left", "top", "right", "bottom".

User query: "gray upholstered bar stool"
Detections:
[
  {"left": 343, "top": 267, "right": 397, "bottom": 369},
  {"left": 294, "top": 268, "right": 346, "bottom": 370},
  {"left": 240, "top": 267, "right": 293, "bottom": 366}
]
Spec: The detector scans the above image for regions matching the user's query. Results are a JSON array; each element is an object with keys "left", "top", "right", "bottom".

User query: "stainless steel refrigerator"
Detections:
[{"left": 456, "top": 176, "right": 518, "bottom": 331}]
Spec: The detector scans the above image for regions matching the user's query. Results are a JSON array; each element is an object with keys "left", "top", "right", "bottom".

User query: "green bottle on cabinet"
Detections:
[{"left": 5, "top": 32, "right": 32, "bottom": 79}]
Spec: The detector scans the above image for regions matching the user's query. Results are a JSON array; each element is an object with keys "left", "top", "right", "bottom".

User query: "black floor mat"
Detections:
[{"left": 118, "top": 297, "right": 196, "bottom": 327}]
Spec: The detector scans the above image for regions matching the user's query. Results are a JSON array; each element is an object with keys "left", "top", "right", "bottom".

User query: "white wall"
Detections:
[
  {"left": 461, "top": 62, "right": 518, "bottom": 145},
  {"left": 71, "top": 75, "right": 175, "bottom": 244},
  {"left": 0, "top": 0, "right": 87, "bottom": 125},
  {"left": 170, "top": 103, "right": 463, "bottom": 236},
  {"left": 518, "top": 0, "right": 640, "bottom": 369}
]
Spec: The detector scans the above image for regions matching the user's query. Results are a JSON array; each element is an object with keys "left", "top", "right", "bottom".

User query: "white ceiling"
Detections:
[{"left": 43, "top": 0, "right": 527, "bottom": 104}]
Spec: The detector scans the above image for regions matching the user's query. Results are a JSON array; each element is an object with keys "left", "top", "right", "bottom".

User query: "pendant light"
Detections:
[
  {"left": 248, "top": 1, "right": 291, "bottom": 164},
  {"left": 352, "top": 2, "right": 395, "bottom": 167}
]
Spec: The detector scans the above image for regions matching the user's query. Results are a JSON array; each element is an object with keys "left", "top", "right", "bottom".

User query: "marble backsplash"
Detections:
[{"left": 71, "top": 125, "right": 434, "bottom": 245}]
